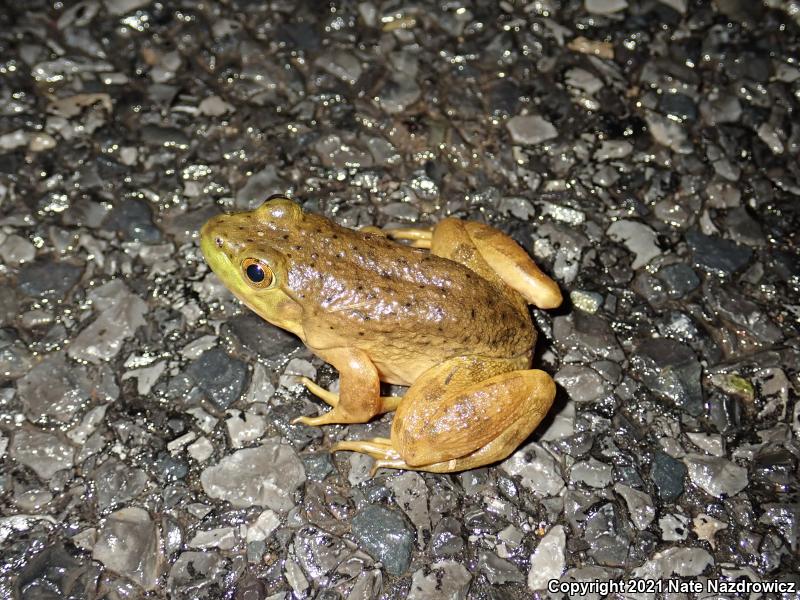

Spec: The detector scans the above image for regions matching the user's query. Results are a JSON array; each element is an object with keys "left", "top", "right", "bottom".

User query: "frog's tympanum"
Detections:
[{"left": 200, "top": 196, "right": 562, "bottom": 473}]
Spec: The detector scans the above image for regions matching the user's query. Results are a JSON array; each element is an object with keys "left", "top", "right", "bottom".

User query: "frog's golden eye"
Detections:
[{"left": 242, "top": 258, "right": 273, "bottom": 289}]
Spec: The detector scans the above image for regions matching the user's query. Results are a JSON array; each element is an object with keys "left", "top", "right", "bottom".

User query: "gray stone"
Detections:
[
  {"left": 184, "top": 347, "right": 248, "bottom": 410},
  {"left": 528, "top": 525, "right": 566, "bottom": 591},
  {"left": 614, "top": 484, "right": 656, "bottom": 530},
  {"left": 607, "top": 219, "right": 661, "bottom": 270},
  {"left": 92, "top": 507, "right": 161, "bottom": 591},
  {"left": 555, "top": 364, "right": 610, "bottom": 403},
  {"left": 17, "top": 260, "right": 83, "bottom": 300},
  {"left": 686, "top": 229, "right": 752, "bottom": 275},
  {"left": 11, "top": 427, "right": 75, "bottom": 480},
  {"left": 477, "top": 550, "right": 524, "bottom": 584},
  {"left": 408, "top": 561, "right": 471, "bottom": 600},
  {"left": 68, "top": 280, "right": 148, "bottom": 364},
  {"left": 200, "top": 440, "right": 305, "bottom": 510},
  {"left": 94, "top": 458, "right": 149, "bottom": 510},
  {"left": 570, "top": 457, "right": 613, "bottom": 488},
  {"left": 502, "top": 441, "right": 565, "bottom": 497},
  {"left": 650, "top": 451, "right": 687, "bottom": 502},
  {"left": 655, "top": 263, "right": 700, "bottom": 298},
  {"left": 683, "top": 453, "right": 748, "bottom": 498},
  {"left": 506, "top": 115, "right": 558, "bottom": 145},
  {"left": 351, "top": 505, "right": 414, "bottom": 576},
  {"left": 632, "top": 338, "right": 703, "bottom": 416}
]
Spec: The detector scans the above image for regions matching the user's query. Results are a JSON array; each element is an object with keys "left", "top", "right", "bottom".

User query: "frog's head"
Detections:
[{"left": 199, "top": 195, "right": 305, "bottom": 335}]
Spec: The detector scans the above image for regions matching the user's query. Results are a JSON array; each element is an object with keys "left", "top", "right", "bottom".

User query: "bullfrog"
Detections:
[{"left": 200, "top": 196, "right": 562, "bottom": 473}]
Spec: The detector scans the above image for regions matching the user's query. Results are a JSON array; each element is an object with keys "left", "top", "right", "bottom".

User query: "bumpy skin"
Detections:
[{"left": 200, "top": 196, "right": 562, "bottom": 473}]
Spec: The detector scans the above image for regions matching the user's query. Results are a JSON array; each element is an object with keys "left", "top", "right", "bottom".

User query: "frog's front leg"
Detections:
[
  {"left": 292, "top": 347, "right": 400, "bottom": 426},
  {"left": 331, "top": 356, "right": 555, "bottom": 473}
]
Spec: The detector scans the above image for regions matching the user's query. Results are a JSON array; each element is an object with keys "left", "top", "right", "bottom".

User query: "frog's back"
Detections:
[{"left": 280, "top": 212, "right": 534, "bottom": 364}]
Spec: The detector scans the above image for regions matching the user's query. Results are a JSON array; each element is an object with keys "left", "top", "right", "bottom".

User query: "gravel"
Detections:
[{"left": 1, "top": 1, "right": 798, "bottom": 597}]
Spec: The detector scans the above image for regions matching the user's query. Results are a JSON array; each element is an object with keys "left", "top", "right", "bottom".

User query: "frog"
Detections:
[{"left": 200, "top": 195, "right": 562, "bottom": 473}]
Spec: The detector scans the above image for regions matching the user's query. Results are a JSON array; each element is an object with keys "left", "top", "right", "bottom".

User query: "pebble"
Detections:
[
  {"left": 585, "top": 0, "right": 628, "bottom": 14},
  {"left": 408, "top": 561, "right": 471, "bottom": 600},
  {"left": 650, "top": 451, "right": 687, "bottom": 502},
  {"left": 686, "top": 229, "right": 752, "bottom": 275},
  {"left": 11, "top": 427, "right": 75, "bottom": 480},
  {"left": 570, "top": 457, "right": 613, "bottom": 488},
  {"left": 606, "top": 220, "right": 661, "bottom": 270},
  {"left": 528, "top": 525, "right": 566, "bottom": 591},
  {"left": 92, "top": 507, "right": 161, "bottom": 590},
  {"left": 68, "top": 279, "right": 148, "bottom": 364},
  {"left": 632, "top": 338, "right": 703, "bottom": 417},
  {"left": 200, "top": 440, "right": 305, "bottom": 510},
  {"left": 614, "top": 484, "right": 656, "bottom": 530},
  {"left": 0, "top": 234, "right": 36, "bottom": 264},
  {"left": 351, "top": 504, "right": 414, "bottom": 576},
  {"left": 692, "top": 514, "right": 727, "bottom": 548},
  {"left": 225, "top": 409, "right": 267, "bottom": 448},
  {"left": 655, "top": 263, "right": 700, "bottom": 298},
  {"left": 555, "top": 364, "right": 610, "bottom": 403},
  {"left": 659, "top": 513, "right": 690, "bottom": 541},
  {"left": 17, "top": 259, "right": 83, "bottom": 300},
  {"left": 184, "top": 348, "right": 248, "bottom": 410},
  {"left": 501, "top": 441, "right": 565, "bottom": 497},
  {"left": 506, "top": 115, "right": 558, "bottom": 146},
  {"left": 93, "top": 458, "right": 149, "bottom": 510},
  {"left": 683, "top": 454, "right": 749, "bottom": 498}
]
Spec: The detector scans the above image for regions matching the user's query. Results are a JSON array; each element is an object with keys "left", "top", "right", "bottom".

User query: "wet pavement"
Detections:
[{"left": 1, "top": 1, "right": 799, "bottom": 598}]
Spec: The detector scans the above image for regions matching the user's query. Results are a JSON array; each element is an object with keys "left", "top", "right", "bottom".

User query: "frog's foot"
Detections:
[
  {"left": 330, "top": 437, "right": 407, "bottom": 476},
  {"left": 385, "top": 227, "right": 433, "bottom": 249},
  {"left": 429, "top": 219, "right": 562, "bottom": 309}
]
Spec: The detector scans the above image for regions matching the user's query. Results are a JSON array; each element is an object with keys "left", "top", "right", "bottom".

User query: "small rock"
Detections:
[
  {"left": 607, "top": 220, "right": 661, "bottom": 269},
  {"left": 184, "top": 348, "right": 248, "bottom": 410},
  {"left": 506, "top": 115, "right": 558, "bottom": 146},
  {"left": 528, "top": 525, "right": 566, "bottom": 591},
  {"left": 11, "top": 427, "right": 75, "bottom": 480},
  {"left": 570, "top": 458, "right": 613, "bottom": 488},
  {"left": 659, "top": 513, "right": 690, "bottom": 541},
  {"left": 692, "top": 514, "right": 727, "bottom": 548},
  {"left": 17, "top": 259, "right": 83, "bottom": 300},
  {"left": 92, "top": 507, "right": 161, "bottom": 591},
  {"left": 650, "top": 451, "right": 687, "bottom": 502},
  {"left": 351, "top": 504, "right": 414, "bottom": 576},
  {"left": 585, "top": 0, "right": 628, "bottom": 14},
  {"left": 68, "top": 280, "right": 148, "bottom": 364},
  {"left": 614, "top": 484, "right": 656, "bottom": 530},
  {"left": 686, "top": 229, "right": 752, "bottom": 275},
  {"left": 408, "top": 561, "right": 471, "bottom": 600},
  {"left": 683, "top": 453, "right": 748, "bottom": 498},
  {"left": 555, "top": 364, "right": 610, "bottom": 404},
  {"left": 501, "top": 441, "right": 565, "bottom": 497},
  {"left": 200, "top": 439, "right": 305, "bottom": 510}
]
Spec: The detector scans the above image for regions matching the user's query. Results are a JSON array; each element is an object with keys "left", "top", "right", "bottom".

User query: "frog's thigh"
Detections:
[
  {"left": 430, "top": 218, "right": 562, "bottom": 309},
  {"left": 294, "top": 347, "right": 386, "bottom": 426},
  {"left": 390, "top": 357, "right": 555, "bottom": 469}
]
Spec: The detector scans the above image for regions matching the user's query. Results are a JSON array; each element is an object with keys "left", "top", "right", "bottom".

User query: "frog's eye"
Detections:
[{"left": 242, "top": 258, "right": 273, "bottom": 289}]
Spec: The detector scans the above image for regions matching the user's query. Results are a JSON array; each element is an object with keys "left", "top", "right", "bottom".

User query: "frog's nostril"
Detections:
[{"left": 215, "top": 236, "right": 223, "bottom": 248}]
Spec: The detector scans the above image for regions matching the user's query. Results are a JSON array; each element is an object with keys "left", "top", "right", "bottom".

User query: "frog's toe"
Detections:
[
  {"left": 300, "top": 377, "right": 339, "bottom": 407},
  {"left": 386, "top": 227, "right": 433, "bottom": 248},
  {"left": 291, "top": 412, "right": 341, "bottom": 427}
]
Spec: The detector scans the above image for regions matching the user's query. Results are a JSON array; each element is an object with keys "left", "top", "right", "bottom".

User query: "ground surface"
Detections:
[{"left": 0, "top": 1, "right": 798, "bottom": 599}]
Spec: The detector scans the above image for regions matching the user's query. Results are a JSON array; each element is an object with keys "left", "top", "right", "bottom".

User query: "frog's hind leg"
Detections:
[
  {"left": 331, "top": 356, "right": 556, "bottom": 473},
  {"left": 428, "top": 218, "right": 562, "bottom": 309}
]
